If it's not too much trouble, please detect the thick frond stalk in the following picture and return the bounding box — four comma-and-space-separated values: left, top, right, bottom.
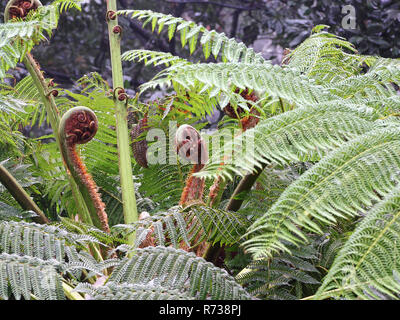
107, 0, 138, 248
197, 104, 378, 181
108, 246, 252, 300
0, 163, 48, 224
244, 128, 400, 259
314, 185, 400, 300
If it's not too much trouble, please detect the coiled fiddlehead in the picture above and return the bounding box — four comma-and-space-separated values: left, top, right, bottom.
175, 124, 208, 207
59, 107, 110, 233
223, 88, 260, 131
130, 114, 149, 168
4, 0, 42, 21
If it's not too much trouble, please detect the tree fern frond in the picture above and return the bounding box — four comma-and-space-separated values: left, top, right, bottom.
236, 240, 319, 300
77, 72, 110, 95
329, 58, 400, 103
75, 282, 195, 300
140, 62, 327, 108
114, 204, 250, 249
51, 0, 82, 13
0, 253, 65, 300
0, 220, 102, 263
315, 185, 400, 300
244, 127, 400, 259
117, 10, 265, 63
285, 30, 364, 83
122, 49, 189, 67
108, 246, 252, 300
0, 202, 37, 221
138, 163, 192, 210
197, 105, 378, 181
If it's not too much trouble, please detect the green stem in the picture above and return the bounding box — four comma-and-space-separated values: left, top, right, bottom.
106, 0, 138, 248
0, 163, 49, 224
62, 281, 84, 300
23, 53, 93, 226
225, 164, 267, 212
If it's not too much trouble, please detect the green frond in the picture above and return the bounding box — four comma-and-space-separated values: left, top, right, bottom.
0, 202, 37, 221
0, 159, 41, 215
244, 127, 400, 259
77, 72, 110, 95
236, 240, 319, 300
0, 0, 79, 79
122, 49, 189, 67
237, 165, 305, 217
315, 185, 400, 300
0, 252, 65, 300
285, 31, 364, 83
57, 217, 126, 247
140, 62, 327, 108
138, 163, 191, 210
113, 204, 250, 249
117, 9, 265, 63
197, 104, 378, 181
51, 0, 82, 13
108, 246, 252, 300
0, 220, 101, 263
75, 282, 195, 300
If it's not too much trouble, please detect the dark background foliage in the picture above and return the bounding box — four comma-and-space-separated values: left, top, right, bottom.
1, 0, 399, 91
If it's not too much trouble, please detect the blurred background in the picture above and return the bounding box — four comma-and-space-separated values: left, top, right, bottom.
1, 0, 399, 91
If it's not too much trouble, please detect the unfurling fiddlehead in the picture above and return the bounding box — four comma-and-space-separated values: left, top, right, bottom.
175, 124, 208, 207
59, 107, 110, 233
131, 114, 149, 168
223, 88, 260, 131
4, 0, 42, 21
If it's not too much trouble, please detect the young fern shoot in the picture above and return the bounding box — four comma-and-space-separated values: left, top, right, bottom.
59, 107, 110, 233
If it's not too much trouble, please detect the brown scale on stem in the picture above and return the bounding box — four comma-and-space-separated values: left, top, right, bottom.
175, 124, 208, 206
60, 107, 110, 233
223, 88, 260, 131
131, 114, 149, 168
175, 125, 209, 256
138, 125, 209, 255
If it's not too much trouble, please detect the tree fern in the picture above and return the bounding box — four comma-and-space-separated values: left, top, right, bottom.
314, 185, 400, 300
0, 253, 65, 300
75, 282, 195, 300
0, 220, 101, 264
197, 104, 378, 181
122, 49, 189, 67
244, 127, 400, 259
108, 246, 252, 300
114, 204, 250, 249
118, 9, 264, 63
